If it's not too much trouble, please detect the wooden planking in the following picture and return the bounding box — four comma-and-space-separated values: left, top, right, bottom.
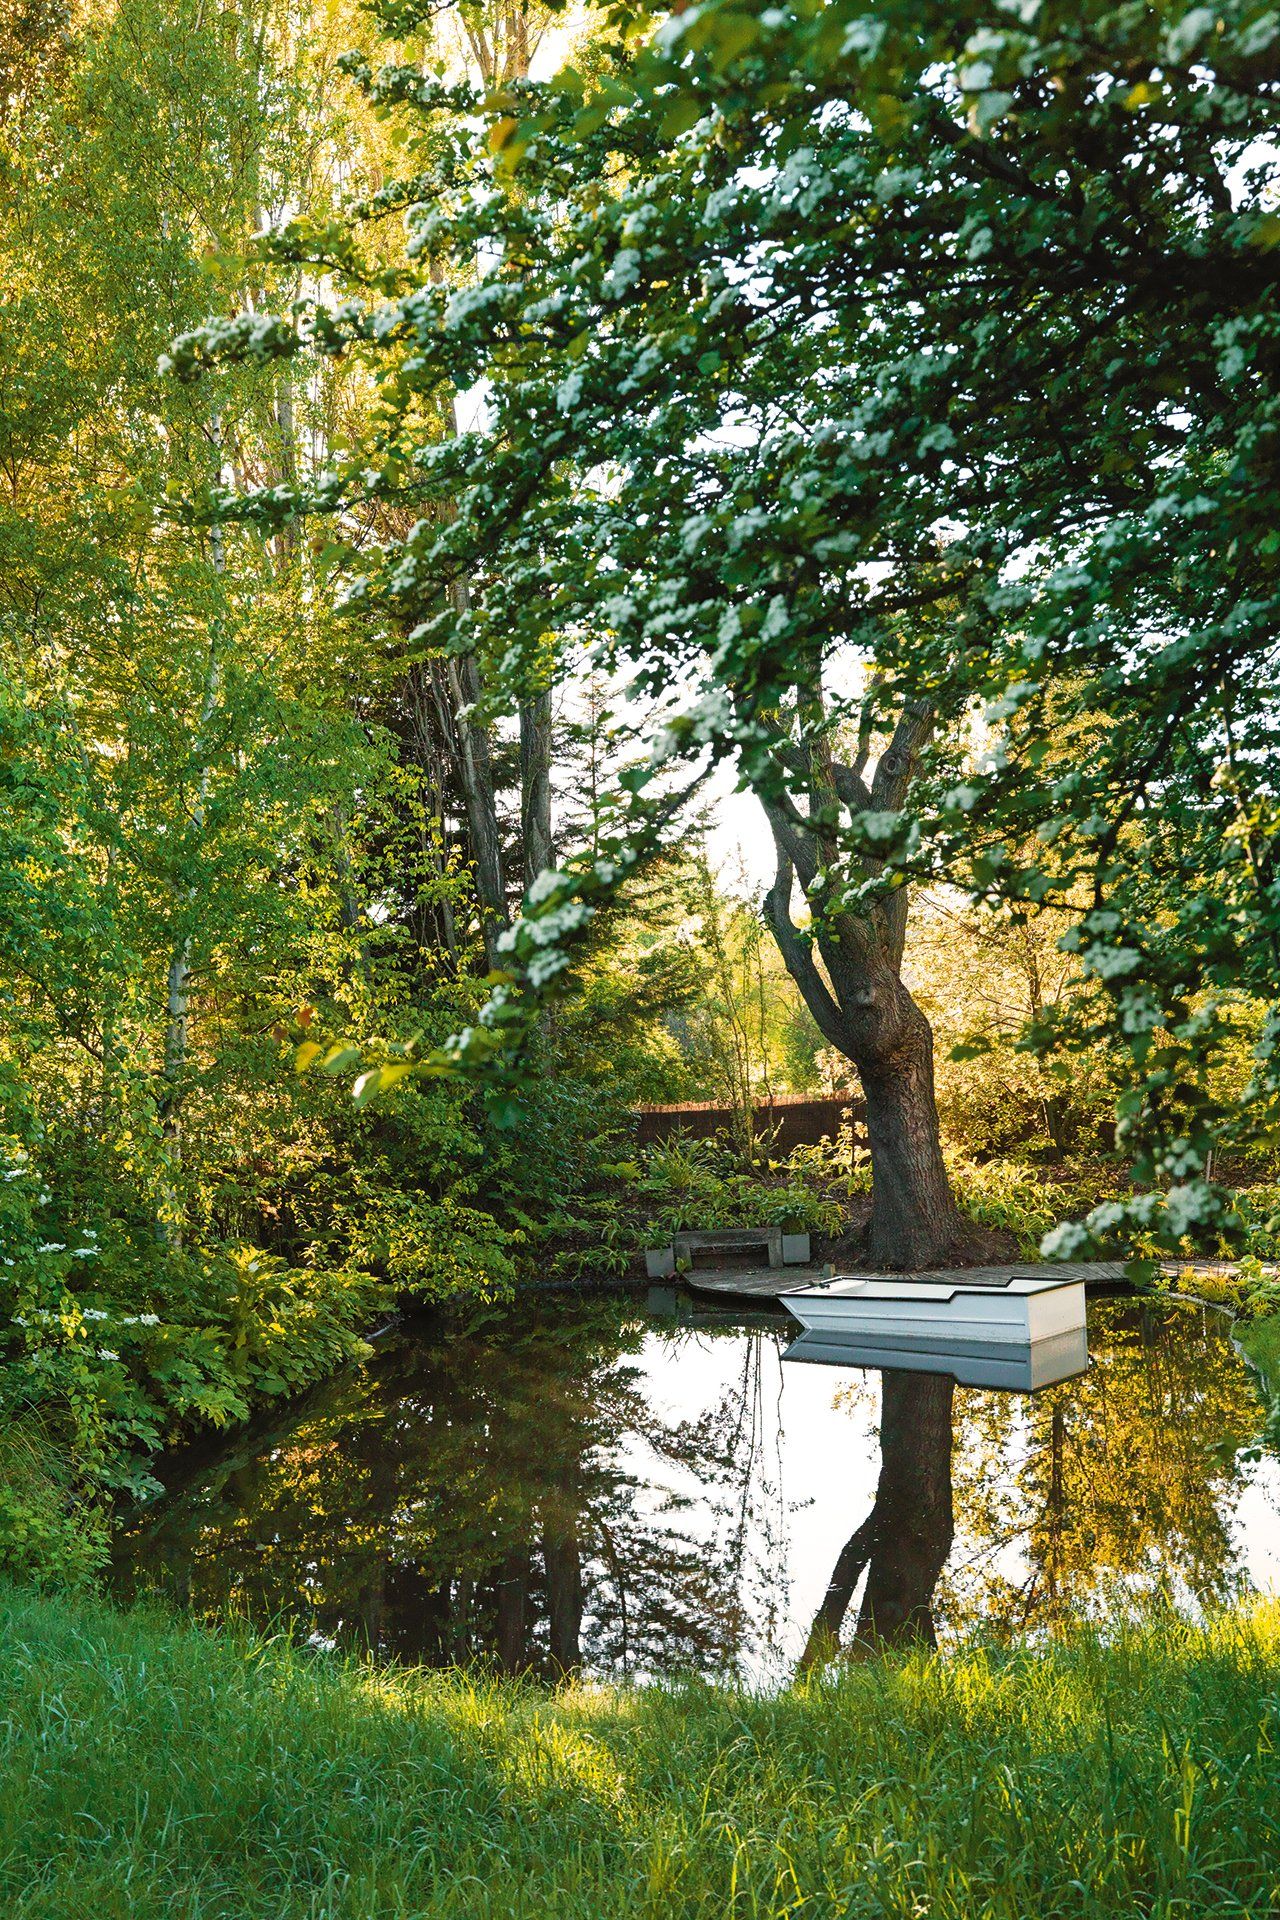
685, 1266, 825, 1301
683, 1257, 1259, 1306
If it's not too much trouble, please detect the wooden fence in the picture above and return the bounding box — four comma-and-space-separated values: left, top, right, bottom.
633, 1092, 865, 1154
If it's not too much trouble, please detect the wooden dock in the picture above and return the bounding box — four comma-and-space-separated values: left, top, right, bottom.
683, 1257, 1245, 1308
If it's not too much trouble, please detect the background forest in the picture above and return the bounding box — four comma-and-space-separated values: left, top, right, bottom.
4, 0, 1280, 1583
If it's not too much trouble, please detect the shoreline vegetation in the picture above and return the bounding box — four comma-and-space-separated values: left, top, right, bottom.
1, 1584, 1277, 1919
7, 1132, 1280, 1588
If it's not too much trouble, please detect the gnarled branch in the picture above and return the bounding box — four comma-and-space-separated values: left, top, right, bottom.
763, 843, 850, 1055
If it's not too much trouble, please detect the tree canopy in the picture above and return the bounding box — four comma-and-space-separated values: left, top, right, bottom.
166, 0, 1280, 1260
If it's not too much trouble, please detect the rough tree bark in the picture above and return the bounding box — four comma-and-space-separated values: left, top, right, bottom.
400, 435, 557, 965
762, 695, 964, 1269
797, 1371, 954, 1669
519, 687, 554, 893
430, 636, 508, 969
401, 664, 460, 963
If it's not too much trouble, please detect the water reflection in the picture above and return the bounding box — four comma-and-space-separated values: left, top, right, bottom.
112, 1297, 1279, 1680
799, 1372, 954, 1668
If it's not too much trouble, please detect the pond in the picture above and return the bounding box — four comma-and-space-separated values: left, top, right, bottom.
111, 1293, 1280, 1684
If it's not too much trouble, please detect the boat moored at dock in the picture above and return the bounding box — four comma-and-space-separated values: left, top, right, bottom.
781, 1273, 1087, 1346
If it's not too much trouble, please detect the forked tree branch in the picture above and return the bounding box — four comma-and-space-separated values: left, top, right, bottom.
763, 843, 850, 1054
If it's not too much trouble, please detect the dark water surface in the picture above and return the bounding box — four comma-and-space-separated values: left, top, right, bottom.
111, 1295, 1280, 1682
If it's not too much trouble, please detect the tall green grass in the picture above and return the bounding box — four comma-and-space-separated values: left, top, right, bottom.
0, 1586, 1277, 1917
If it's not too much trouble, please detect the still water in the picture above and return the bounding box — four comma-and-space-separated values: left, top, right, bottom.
112, 1294, 1280, 1683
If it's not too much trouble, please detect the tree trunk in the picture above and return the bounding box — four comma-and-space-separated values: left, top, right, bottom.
393, 365, 510, 973
765, 855, 962, 1268
519, 689, 554, 894
761, 689, 966, 1270
495, 1549, 531, 1673
542, 1462, 583, 1678
858, 997, 959, 1269
798, 1510, 878, 1668
401, 661, 460, 965
446, 650, 507, 967
417, 649, 507, 969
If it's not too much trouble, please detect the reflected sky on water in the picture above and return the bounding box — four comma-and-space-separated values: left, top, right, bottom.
112, 1295, 1280, 1683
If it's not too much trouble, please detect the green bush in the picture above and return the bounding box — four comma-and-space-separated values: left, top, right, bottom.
941, 1155, 1120, 1256
629, 1135, 843, 1240
0, 1420, 108, 1590
0, 1137, 385, 1586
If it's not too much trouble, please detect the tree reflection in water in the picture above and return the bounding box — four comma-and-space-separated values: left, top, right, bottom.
798, 1299, 1269, 1666
799, 1373, 954, 1670
940, 1300, 1268, 1635
115, 1304, 784, 1679
113, 1297, 1274, 1678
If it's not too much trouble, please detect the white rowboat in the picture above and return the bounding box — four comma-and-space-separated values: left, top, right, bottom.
781, 1274, 1087, 1346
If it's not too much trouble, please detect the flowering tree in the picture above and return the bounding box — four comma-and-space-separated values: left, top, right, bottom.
168, 0, 1280, 1263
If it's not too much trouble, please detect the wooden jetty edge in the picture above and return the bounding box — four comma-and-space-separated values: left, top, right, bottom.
683, 1256, 1249, 1307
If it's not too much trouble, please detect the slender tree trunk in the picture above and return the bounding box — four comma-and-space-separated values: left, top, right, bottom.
419, 650, 507, 968
358, 1561, 385, 1654
402, 661, 459, 963
519, 688, 554, 894
450, 1575, 475, 1664
798, 1510, 878, 1667
330, 804, 374, 981
542, 1524, 583, 1678
393, 355, 509, 971
495, 1549, 531, 1673
273, 368, 297, 562
444, 650, 507, 968
542, 1462, 583, 1678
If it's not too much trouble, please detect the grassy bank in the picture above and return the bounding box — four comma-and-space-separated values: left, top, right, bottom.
1, 1588, 1278, 1918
